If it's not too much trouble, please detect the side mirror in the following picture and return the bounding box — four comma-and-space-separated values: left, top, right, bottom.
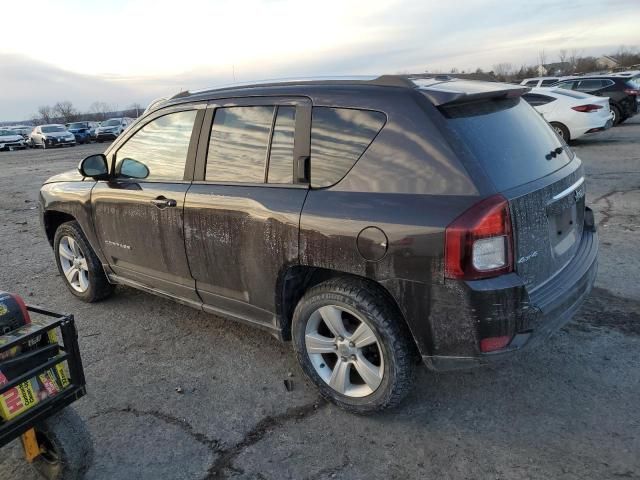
79, 154, 109, 180
119, 158, 149, 179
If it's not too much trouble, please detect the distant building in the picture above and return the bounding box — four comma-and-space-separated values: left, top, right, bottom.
597, 55, 620, 69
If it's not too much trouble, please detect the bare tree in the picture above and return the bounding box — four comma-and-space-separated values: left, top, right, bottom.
129, 103, 143, 117
492, 63, 514, 81
37, 105, 53, 124
537, 49, 547, 74
568, 48, 581, 73
53, 101, 78, 123
88, 102, 114, 121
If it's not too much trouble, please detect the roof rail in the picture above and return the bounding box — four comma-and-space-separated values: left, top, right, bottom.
170, 75, 417, 99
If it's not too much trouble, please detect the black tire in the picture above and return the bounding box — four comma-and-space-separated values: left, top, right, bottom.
611, 105, 621, 126
292, 278, 415, 414
53, 220, 114, 302
550, 122, 570, 142
31, 408, 94, 480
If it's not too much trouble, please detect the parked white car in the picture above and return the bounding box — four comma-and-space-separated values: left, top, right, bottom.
0, 128, 27, 151
522, 87, 613, 142
520, 77, 561, 88
94, 117, 134, 142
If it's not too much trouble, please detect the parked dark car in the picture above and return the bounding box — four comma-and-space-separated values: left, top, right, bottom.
66, 121, 97, 144
556, 75, 639, 125
39, 76, 598, 413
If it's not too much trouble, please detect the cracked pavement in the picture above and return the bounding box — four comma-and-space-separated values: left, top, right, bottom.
1, 118, 639, 479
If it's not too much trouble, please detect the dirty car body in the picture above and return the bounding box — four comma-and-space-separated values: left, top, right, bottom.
39, 75, 598, 409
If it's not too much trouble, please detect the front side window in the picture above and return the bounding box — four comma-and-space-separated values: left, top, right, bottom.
310, 107, 386, 188
115, 110, 197, 181
525, 80, 538, 87
576, 79, 604, 91
540, 79, 558, 86
206, 106, 274, 183
556, 81, 575, 90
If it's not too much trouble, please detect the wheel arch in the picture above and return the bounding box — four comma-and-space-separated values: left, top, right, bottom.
43, 210, 76, 246
276, 266, 422, 357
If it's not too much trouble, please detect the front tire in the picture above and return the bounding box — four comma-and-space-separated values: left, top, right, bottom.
31, 408, 94, 480
292, 278, 414, 414
53, 221, 114, 302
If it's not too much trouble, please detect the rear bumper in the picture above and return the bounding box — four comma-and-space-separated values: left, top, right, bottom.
423, 225, 598, 371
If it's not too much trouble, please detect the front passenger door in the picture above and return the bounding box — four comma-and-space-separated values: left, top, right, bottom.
91, 107, 204, 303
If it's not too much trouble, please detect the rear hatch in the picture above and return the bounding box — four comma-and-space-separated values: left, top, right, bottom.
428, 83, 585, 291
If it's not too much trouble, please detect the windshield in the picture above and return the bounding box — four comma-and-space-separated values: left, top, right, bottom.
42, 126, 66, 133
441, 97, 572, 191
0, 130, 16, 136
103, 119, 121, 126
68, 122, 87, 129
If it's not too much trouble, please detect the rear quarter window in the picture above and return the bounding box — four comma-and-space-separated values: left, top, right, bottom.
441, 97, 572, 191
310, 107, 386, 188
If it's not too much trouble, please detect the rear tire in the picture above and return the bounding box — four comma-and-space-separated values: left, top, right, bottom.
611, 105, 621, 126
292, 278, 414, 414
53, 221, 114, 302
551, 122, 570, 142
31, 408, 93, 480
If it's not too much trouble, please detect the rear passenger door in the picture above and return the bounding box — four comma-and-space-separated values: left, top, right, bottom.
183, 97, 311, 330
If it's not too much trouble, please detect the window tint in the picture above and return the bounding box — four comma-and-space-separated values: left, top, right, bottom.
115, 110, 196, 181
206, 106, 274, 183
267, 106, 296, 184
576, 79, 604, 91
310, 107, 386, 188
525, 80, 538, 86
540, 79, 558, 86
522, 93, 556, 107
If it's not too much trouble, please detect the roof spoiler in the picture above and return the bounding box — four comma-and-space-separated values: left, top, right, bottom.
417, 80, 530, 106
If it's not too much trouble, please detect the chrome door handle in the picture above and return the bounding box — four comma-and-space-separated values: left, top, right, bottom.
150, 197, 177, 209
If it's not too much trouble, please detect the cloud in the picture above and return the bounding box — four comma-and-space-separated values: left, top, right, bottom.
1, 0, 639, 121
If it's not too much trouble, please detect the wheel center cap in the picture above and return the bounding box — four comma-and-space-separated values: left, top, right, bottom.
336, 339, 355, 357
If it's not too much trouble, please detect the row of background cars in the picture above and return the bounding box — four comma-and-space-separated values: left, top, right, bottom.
0, 117, 134, 151
519, 70, 640, 142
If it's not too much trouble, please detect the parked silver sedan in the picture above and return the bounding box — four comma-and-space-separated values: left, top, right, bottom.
29, 125, 76, 149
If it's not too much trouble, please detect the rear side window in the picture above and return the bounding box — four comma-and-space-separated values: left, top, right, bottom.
522, 93, 556, 106
267, 106, 296, 184
442, 97, 571, 191
310, 107, 386, 188
206, 106, 273, 183
557, 81, 576, 90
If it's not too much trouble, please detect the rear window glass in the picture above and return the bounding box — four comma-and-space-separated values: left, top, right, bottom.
441, 97, 572, 191
310, 107, 386, 188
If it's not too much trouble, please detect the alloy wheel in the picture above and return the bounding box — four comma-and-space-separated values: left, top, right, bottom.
305, 305, 384, 397
58, 236, 90, 293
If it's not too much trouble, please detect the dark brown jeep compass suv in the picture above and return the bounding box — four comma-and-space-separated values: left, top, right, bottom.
40, 76, 598, 413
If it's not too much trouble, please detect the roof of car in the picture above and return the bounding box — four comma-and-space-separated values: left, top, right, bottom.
148, 74, 528, 113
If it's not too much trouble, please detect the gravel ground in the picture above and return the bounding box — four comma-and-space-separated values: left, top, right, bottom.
1, 119, 639, 479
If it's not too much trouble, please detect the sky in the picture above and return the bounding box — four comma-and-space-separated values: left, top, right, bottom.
1, 0, 639, 121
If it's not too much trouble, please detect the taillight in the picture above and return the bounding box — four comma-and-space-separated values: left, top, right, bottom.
445, 194, 513, 280
624, 88, 639, 95
571, 104, 603, 112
